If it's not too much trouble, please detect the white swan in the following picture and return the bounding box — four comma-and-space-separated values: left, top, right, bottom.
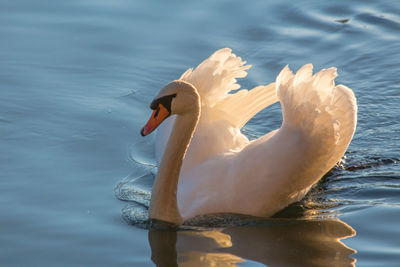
140, 48, 357, 225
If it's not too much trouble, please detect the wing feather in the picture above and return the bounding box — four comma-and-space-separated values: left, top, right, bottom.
180, 48, 278, 128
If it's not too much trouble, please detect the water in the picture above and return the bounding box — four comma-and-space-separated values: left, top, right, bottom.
1, 0, 399, 266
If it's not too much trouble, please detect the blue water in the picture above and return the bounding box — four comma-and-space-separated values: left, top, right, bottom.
1, 0, 399, 266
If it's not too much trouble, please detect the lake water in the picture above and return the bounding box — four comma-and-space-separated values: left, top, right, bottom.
1, 0, 399, 266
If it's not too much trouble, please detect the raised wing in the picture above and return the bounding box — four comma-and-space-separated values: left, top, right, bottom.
180, 48, 278, 129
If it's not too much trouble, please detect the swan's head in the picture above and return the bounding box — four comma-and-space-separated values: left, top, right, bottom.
141, 80, 200, 136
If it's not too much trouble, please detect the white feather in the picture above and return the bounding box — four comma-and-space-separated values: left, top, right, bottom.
154, 49, 357, 219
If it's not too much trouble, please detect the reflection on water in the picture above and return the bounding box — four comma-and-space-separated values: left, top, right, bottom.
148, 219, 356, 266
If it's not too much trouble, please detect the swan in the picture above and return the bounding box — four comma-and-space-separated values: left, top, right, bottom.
140, 48, 357, 225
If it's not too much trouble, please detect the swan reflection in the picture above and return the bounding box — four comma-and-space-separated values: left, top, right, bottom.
148, 218, 356, 266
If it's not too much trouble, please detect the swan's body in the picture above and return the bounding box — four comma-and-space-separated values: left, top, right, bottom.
141, 48, 357, 225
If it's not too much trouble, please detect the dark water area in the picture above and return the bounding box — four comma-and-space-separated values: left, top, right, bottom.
1, 0, 399, 266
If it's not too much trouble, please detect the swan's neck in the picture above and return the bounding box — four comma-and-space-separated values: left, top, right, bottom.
149, 87, 200, 225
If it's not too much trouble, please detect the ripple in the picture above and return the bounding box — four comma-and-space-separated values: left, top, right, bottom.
121, 203, 347, 231
121, 204, 149, 229
114, 172, 154, 206
333, 154, 399, 172
356, 12, 400, 33
289, 152, 400, 219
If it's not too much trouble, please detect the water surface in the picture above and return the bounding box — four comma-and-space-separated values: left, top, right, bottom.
1, 0, 399, 266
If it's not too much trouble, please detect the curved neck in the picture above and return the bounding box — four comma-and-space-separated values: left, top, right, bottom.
149, 83, 200, 225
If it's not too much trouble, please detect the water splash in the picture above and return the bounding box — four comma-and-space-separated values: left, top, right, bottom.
121, 204, 150, 229
114, 172, 154, 207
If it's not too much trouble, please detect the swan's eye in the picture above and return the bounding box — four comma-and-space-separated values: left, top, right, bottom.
150, 93, 177, 112
154, 106, 160, 118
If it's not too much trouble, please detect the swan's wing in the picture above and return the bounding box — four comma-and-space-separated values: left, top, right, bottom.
180, 48, 250, 107
179, 64, 357, 219
210, 83, 278, 129
276, 64, 357, 173
180, 48, 279, 128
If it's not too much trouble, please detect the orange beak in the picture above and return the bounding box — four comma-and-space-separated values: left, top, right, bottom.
141, 104, 170, 136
